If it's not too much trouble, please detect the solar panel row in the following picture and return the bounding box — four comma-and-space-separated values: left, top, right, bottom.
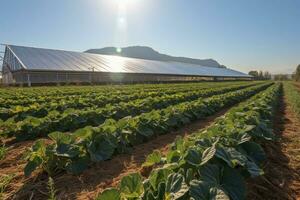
5, 45, 251, 78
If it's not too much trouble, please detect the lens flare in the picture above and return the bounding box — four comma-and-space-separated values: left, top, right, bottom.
116, 47, 122, 53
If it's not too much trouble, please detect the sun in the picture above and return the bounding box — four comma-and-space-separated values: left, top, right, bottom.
116, 0, 139, 10
117, 0, 129, 10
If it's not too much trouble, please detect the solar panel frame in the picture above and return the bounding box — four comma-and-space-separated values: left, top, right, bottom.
5, 45, 251, 78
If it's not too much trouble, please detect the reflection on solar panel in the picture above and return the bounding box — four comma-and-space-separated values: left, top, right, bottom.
5, 45, 250, 78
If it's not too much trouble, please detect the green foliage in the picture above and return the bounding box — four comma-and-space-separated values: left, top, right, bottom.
293, 64, 300, 81
24, 83, 272, 176
142, 150, 162, 167
248, 70, 271, 80
119, 173, 144, 199
0, 144, 7, 160
284, 82, 300, 116
24, 140, 47, 176
1, 82, 260, 140
97, 83, 281, 200
96, 188, 120, 200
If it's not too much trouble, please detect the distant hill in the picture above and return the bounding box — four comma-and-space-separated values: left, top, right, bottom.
85, 46, 225, 68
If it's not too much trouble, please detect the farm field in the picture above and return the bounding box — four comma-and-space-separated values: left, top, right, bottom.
0, 81, 299, 200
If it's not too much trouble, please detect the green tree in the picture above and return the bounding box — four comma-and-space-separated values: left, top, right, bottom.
248, 70, 259, 77
258, 71, 264, 79
248, 70, 271, 80
263, 71, 272, 80
294, 64, 300, 82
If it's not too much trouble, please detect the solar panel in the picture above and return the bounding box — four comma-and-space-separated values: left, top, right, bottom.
6, 45, 251, 78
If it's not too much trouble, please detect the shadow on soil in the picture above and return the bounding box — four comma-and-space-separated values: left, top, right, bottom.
247, 91, 299, 200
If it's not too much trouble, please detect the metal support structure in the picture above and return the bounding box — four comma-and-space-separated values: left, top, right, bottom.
0, 50, 4, 71
27, 73, 31, 87
88, 66, 95, 84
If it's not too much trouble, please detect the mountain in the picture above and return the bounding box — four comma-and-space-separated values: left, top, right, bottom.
85, 46, 224, 68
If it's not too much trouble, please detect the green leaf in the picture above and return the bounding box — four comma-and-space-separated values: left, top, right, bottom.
14, 105, 23, 112
192, 164, 246, 200
157, 182, 166, 200
137, 126, 154, 138
24, 156, 43, 177
24, 140, 47, 177
143, 150, 162, 167
166, 173, 184, 194
55, 143, 81, 158
166, 173, 189, 199
221, 166, 246, 200
66, 156, 90, 174
209, 187, 230, 200
185, 168, 194, 185
74, 126, 93, 139
149, 167, 172, 190
119, 173, 143, 198
244, 160, 264, 177
215, 147, 247, 168
49, 131, 75, 144
144, 191, 155, 200
184, 149, 202, 166
32, 139, 46, 152
216, 147, 263, 177
87, 136, 116, 162
189, 180, 210, 200
239, 141, 266, 165
200, 142, 217, 166
197, 164, 220, 185
172, 137, 185, 153
96, 188, 120, 200
166, 150, 181, 163
49, 132, 81, 158
28, 117, 41, 127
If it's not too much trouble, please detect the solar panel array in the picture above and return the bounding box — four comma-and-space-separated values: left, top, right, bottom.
5, 45, 251, 78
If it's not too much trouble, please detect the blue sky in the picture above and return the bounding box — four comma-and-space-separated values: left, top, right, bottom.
0, 0, 299, 74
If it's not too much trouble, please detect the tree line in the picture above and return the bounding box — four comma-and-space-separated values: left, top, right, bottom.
273, 64, 300, 81
248, 64, 300, 81
248, 70, 272, 80
293, 64, 300, 81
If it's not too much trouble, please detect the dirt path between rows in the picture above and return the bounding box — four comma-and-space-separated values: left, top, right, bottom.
247, 95, 300, 200
1, 107, 230, 200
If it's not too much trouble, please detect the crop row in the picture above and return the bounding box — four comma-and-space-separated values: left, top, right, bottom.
0, 82, 257, 121
96, 83, 281, 200
0, 82, 258, 109
23, 82, 272, 176
284, 82, 300, 116
1, 83, 262, 141
0, 81, 254, 99
0, 83, 211, 108
0, 81, 248, 107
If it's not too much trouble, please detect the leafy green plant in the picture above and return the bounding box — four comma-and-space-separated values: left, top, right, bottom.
24, 140, 57, 176
1, 82, 261, 140
284, 82, 300, 117
24, 83, 272, 176
96, 83, 281, 200
0, 144, 7, 160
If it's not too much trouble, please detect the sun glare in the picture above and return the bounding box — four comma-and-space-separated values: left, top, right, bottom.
107, 56, 126, 72
117, 0, 128, 10
115, 0, 140, 11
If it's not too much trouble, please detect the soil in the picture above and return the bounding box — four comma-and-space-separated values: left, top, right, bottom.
247, 95, 300, 199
